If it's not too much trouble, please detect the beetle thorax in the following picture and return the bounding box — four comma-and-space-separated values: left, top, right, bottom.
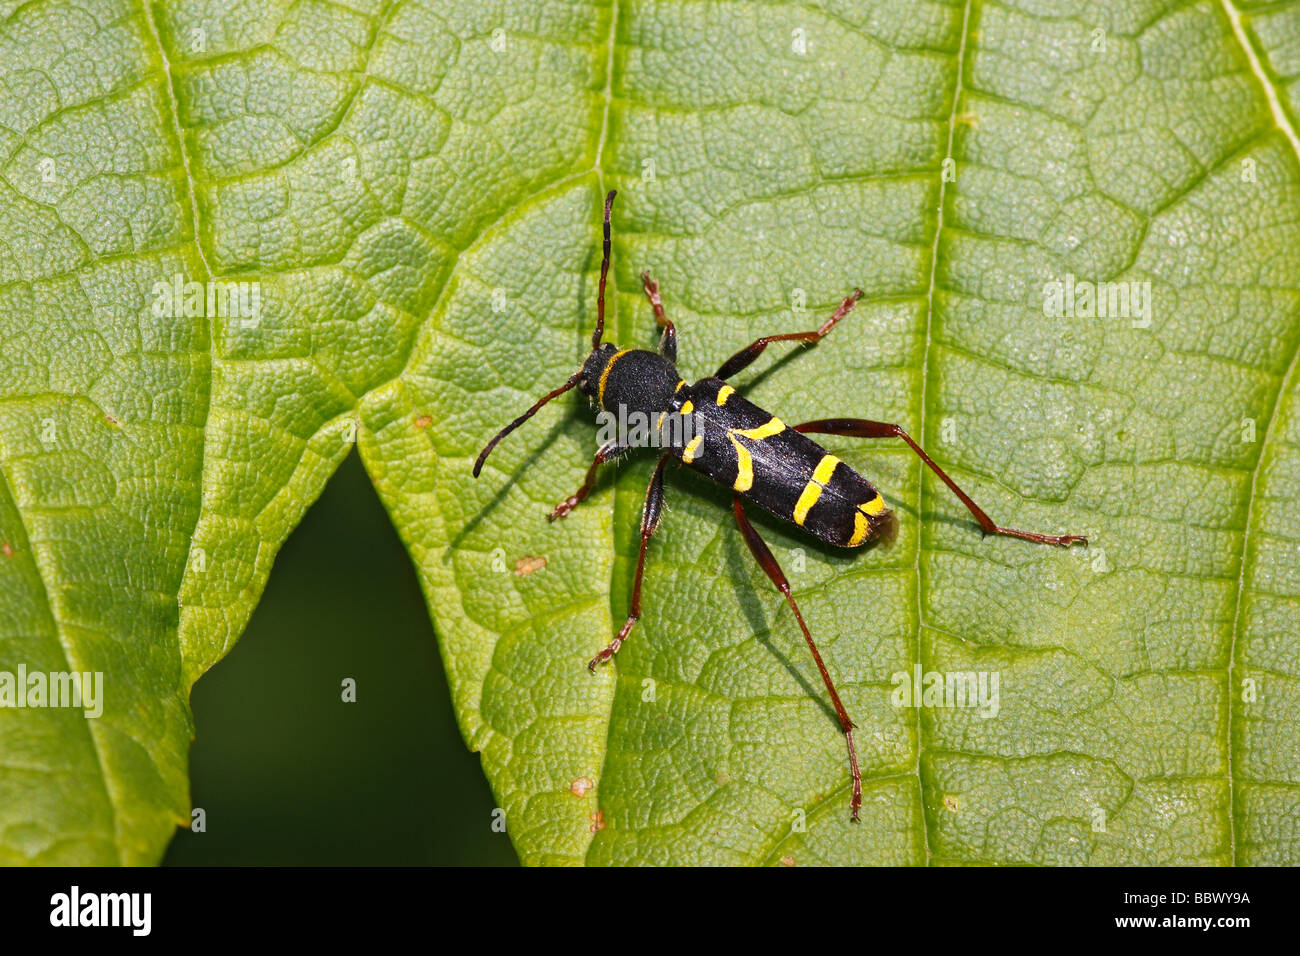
580, 345, 681, 418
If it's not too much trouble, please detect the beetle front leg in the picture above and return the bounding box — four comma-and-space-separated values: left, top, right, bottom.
549, 440, 632, 522
641, 271, 677, 362
715, 288, 862, 380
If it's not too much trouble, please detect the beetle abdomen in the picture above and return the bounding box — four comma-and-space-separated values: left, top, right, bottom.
676, 378, 892, 548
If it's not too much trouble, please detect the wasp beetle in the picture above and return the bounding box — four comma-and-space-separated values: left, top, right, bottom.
473, 191, 1087, 820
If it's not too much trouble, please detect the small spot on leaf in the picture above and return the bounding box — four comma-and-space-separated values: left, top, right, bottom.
514, 555, 546, 576
570, 777, 594, 797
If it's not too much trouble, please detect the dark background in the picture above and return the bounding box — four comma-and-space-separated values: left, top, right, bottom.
164, 452, 518, 866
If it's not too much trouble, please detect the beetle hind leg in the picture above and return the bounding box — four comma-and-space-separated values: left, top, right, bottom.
732, 496, 863, 822
794, 418, 1087, 547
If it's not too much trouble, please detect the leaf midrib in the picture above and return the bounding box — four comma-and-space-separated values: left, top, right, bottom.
1218, 0, 1300, 868
587, 0, 622, 867
133, 0, 213, 866
908, 0, 977, 867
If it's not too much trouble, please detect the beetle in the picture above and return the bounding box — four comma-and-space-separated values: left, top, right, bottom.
473, 190, 1087, 821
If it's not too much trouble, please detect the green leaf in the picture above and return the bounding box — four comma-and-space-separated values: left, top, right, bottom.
2, 0, 1298, 865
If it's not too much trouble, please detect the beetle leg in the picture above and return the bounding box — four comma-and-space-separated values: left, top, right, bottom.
641, 271, 677, 363
715, 288, 862, 380
589, 456, 669, 670
549, 440, 632, 522
732, 495, 863, 822
794, 418, 1087, 547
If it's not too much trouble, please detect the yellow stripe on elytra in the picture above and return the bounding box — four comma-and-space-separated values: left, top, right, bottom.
724, 413, 785, 494
847, 496, 886, 545
792, 483, 822, 526
598, 349, 632, 406
675, 379, 686, 392
728, 434, 753, 491
812, 454, 840, 486
792, 454, 841, 526
860, 494, 886, 516
682, 434, 703, 462
734, 416, 785, 441
680, 399, 694, 415
716, 384, 735, 406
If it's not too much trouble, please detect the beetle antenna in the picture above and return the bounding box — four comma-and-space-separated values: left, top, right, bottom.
591, 189, 617, 349
473, 371, 582, 477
